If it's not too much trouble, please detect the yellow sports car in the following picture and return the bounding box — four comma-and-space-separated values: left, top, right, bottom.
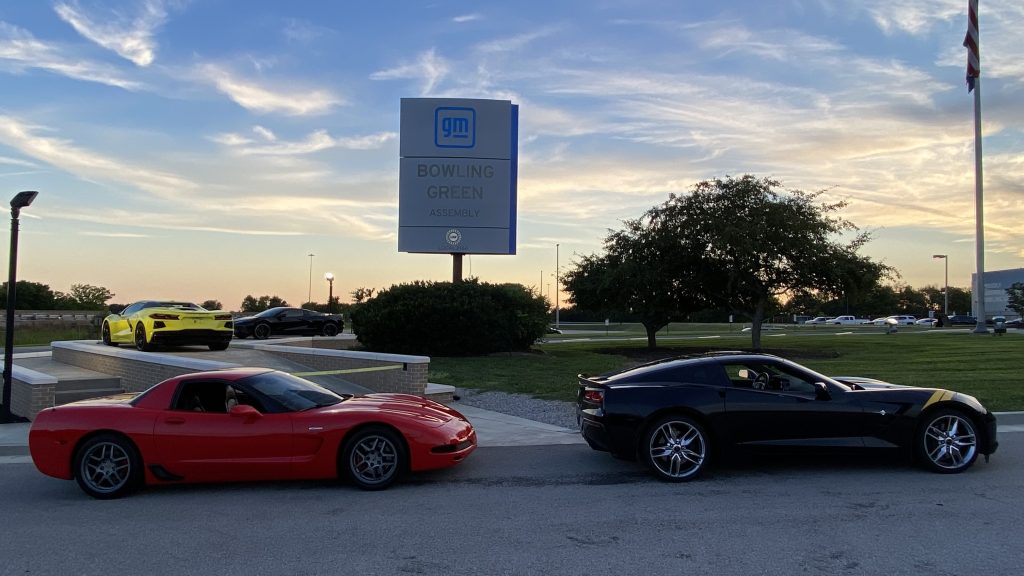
101, 301, 234, 351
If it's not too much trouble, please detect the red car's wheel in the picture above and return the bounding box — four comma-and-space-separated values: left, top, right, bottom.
342, 426, 406, 490
73, 434, 143, 499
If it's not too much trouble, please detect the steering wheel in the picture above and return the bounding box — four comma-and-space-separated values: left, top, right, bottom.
752, 372, 770, 391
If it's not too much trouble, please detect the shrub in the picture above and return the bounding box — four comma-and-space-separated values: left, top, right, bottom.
350, 280, 549, 356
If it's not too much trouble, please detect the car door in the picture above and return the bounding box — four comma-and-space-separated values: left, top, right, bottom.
277, 309, 307, 336
723, 360, 864, 448
300, 309, 322, 335
152, 380, 295, 481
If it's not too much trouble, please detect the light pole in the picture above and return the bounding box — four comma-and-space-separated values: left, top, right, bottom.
324, 272, 334, 314
307, 253, 315, 304
555, 244, 560, 328
932, 254, 949, 316
2, 191, 38, 423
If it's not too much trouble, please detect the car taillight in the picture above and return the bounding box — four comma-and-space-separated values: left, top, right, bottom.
215, 314, 232, 320
150, 314, 179, 320
584, 389, 604, 404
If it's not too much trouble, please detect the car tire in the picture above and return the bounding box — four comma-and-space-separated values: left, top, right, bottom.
73, 433, 143, 499
322, 323, 339, 337
641, 415, 709, 482
341, 426, 406, 490
208, 342, 230, 351
134, 323, 154, 351
917, 408, 979, 474
101, 322, 117, 347
253, 323, 272, 340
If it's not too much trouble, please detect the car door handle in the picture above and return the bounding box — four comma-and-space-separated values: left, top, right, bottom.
164, 417, 186, 425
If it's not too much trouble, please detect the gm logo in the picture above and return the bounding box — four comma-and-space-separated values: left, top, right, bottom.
435, 107, 475, 148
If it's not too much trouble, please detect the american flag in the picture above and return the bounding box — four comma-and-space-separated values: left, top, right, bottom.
963, 0, 979, 92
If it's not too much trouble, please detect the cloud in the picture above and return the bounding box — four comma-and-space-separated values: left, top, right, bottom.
370, 48, 449, 95
210, 128, 396, 155
0, 22, 143, 89
453, 13, 482, 23
0, 155, 37, 168
0, 115, 197, 199
54, 0, 172, 66
81, 231, 152, 238
198, 63, 343, 115
283, 18, 333, 44
476, 28, 558, 54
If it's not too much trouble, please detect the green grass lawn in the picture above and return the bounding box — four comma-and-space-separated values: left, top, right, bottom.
430, 328, 1024, 411
1, 324, 99, 346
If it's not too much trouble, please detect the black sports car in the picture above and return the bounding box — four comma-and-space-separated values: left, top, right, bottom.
577, 352, 997, 481
233, 307, 343, 339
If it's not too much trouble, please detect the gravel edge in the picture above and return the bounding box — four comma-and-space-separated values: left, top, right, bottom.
453, 388, 578, 430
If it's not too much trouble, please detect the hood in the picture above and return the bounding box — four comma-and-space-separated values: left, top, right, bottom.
58, 393, 139, 408
318, 393, 460, 427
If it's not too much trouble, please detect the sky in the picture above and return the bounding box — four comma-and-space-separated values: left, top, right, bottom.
1, 0, 1021, 310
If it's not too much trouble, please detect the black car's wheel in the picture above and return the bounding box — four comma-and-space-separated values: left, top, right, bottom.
101, 322, 117, 347
134, 323, 154, 351
322, 322, 340, 337
342, 426, 405, 490
642, 415, 709, 481
208, 341, 230, 351
918, 409, 978, 474
253, 323, 272, 340
73, 434, 143, 499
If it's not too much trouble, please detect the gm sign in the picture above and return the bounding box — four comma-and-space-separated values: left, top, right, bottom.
435, 107, 475, 148
399, 97, 518, 255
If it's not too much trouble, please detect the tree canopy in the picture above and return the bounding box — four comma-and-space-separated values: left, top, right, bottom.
240, 295, 289, 313
564, 175, 891, 349
1007, 282, 1024, 318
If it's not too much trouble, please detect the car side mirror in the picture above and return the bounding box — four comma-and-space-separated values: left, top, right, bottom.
813, 382, 831, 400
229, 404, 262, 420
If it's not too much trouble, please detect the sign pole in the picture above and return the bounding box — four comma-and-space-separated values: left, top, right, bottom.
452, 253, 463, 283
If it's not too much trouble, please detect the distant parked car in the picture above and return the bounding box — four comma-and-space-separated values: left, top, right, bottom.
873, 315, 917, 326
948, 315, 978, 325
803, 317, 831, 325
916, 318, 938, 326
1005, 318, 1023, 328
828, 315, 862, 325
233, 307, 343, 339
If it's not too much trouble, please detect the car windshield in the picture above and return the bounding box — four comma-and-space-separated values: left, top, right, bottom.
253, 307, 289, 318
241, 371, 345, 411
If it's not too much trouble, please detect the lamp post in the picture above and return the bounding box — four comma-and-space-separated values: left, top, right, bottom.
2, 191, 38, 423
555, 243, 560, 329
307, 253, 315, 304
932, 254, 949, 316
324, 272, 334, 314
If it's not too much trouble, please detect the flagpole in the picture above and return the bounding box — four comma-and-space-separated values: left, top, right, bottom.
972, 75, 987, 333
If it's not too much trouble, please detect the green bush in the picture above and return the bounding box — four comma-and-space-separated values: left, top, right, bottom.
350, 280, 549, 356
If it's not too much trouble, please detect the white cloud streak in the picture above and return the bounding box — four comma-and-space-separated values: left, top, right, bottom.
0, 22, 143, 89
369, 48, 450, 95
54, 0, 171, 66
198, 63, 343, 115
210, 128, 396, 156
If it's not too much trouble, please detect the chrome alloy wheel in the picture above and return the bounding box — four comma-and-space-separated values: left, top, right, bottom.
648, 420, 706, 479
923, 414, 977, 471
79, 441, 132, 495
349, 434, 399, 485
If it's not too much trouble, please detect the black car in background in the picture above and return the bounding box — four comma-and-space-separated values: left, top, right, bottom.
948, 315, 978, 325
233, 307, 343, 339
577, 352, 997, 481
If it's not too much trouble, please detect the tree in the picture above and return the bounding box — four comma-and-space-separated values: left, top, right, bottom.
68, 284, 114, 309
200, 300, 223, 311
0, 281, 56, 309
564, 212, 705, 349
351, 287, 376, 303
651, 175, 889, 350
240, 295, 289, 313
1007, 282, 1024, 318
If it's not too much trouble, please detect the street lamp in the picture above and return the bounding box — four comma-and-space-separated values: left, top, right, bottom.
324, 272, 334, 314
3, 190, 38, 423
307, 253, 315, 304
932, 254, 949, 316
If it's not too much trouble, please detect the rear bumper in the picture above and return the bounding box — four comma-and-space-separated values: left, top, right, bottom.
151, 329, 233, 346
579, 408, 611, 452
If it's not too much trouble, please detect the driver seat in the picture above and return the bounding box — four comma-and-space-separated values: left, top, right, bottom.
225, 386, 238, 412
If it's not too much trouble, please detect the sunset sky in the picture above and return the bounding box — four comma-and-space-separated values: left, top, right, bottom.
1, 0, 1021, 310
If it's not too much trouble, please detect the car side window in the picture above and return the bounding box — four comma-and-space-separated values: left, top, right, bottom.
121, 303, 143, 316
173, 381, 266, 413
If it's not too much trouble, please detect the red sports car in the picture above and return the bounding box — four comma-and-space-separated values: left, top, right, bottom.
29, 368, 476, 498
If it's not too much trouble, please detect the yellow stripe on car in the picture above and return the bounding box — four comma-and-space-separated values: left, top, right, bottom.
923, 389, 955, 409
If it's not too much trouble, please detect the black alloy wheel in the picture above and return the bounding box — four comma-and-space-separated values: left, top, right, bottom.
253, 323, 272, 340
134, 323, 154, 351
322, 323, 340, 337
101, 322, 117, 347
